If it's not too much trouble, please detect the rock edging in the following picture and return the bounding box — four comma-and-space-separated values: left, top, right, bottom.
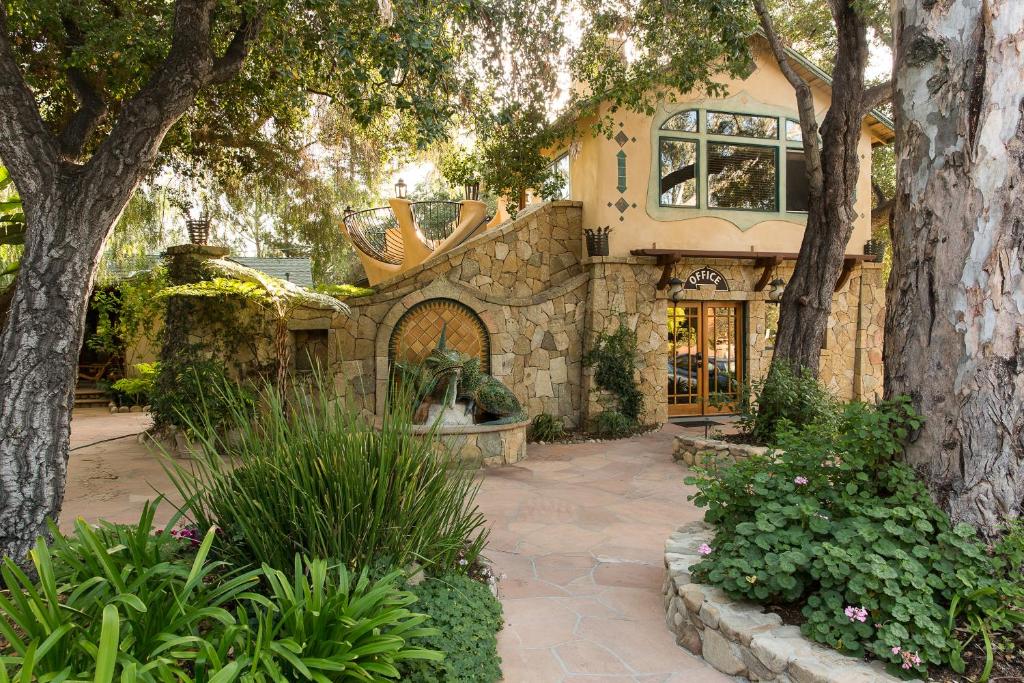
673, 434, 772, 468
664, 521, 915, 683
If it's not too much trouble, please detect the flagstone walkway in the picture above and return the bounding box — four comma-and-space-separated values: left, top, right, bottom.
64, 411, 732, 681
477, 426, 734, 682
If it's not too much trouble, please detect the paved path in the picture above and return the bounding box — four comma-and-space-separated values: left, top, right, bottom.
478, 426, 732, 682
64, 413, 729, 681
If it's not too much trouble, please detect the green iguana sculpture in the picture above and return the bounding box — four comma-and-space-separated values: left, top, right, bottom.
422, 324, 524, 424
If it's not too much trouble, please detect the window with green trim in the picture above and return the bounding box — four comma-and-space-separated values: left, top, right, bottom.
653, 107, 812, 215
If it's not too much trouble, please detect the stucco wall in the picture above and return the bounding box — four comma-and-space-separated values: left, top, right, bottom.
553, 43, 880, 259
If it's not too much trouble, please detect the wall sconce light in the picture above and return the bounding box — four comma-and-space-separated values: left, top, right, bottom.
668, 277, 684, 302
394, 178, 407, 199
768, 278, 786, 303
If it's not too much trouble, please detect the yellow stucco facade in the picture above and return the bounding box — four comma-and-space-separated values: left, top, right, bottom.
550, 42, 888, 257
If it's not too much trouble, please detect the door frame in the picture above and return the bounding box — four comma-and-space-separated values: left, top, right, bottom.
666, 301, 745, 417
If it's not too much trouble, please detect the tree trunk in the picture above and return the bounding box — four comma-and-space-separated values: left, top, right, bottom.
885, 0, 1024, 534
0, 172, 116, 559
770, 2, 872, 375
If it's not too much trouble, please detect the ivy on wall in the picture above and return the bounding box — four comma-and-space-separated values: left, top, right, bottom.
584, 323, 644, 422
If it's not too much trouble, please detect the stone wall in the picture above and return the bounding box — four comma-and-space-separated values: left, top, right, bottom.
331, 201, 590, 427
673, 434, 772, 468
412, 421, 529, 467
664, 521, 912, 683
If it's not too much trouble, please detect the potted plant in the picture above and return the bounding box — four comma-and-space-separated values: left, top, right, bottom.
584, 226, 612, 257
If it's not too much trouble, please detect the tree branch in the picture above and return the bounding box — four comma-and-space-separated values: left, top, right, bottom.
0, 4, 59, 194
752, 0, 824, 195
210, 13, 265, 84
57, 16, 108, 160
862, 79, 893, 111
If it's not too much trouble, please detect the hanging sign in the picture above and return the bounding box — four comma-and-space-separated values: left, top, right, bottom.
683, 266, 729, 291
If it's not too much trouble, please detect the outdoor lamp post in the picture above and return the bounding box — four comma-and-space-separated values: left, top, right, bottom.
768, 278, 786, 303
668, 277, 685, 302
395, 178, 407, 199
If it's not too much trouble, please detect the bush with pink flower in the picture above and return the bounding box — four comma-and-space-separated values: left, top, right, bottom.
685, 398, 1024, 679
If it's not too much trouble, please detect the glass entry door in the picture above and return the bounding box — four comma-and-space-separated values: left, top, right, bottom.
667, 302, 743, 416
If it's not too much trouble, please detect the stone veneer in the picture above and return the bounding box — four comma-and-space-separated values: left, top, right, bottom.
664, 521, 915, 683
411, 420, 528, 467
673, 434, 772, 468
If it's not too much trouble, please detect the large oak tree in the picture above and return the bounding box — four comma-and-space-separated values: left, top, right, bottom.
0, 0, 562, 562
886, 0, 1024, 534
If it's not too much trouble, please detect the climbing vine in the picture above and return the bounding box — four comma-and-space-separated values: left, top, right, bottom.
583, 323, 644, 422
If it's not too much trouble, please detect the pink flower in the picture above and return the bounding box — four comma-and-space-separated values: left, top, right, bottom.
698, 543, 713, 556
844, 606, 868, 623
891, 646, 901, 655
794, 476, 809, 485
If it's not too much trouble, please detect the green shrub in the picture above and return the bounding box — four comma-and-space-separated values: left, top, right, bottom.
0, 501, 442, 681
590, 409, 637, 439
150, 358, 254, 432
110, 361, 159, 405
584, 324, 644, 421
687, 399, 1021, 678
166, 376, 489, 574
398, 574, 504, 682
738, 362, 839, 444
529, 413, 565, 442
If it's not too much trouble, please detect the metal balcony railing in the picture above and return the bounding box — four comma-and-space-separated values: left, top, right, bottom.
410, 201, 462, 249
343, 207, 404, 265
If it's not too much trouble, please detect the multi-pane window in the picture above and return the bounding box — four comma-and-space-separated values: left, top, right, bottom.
706, 111, 778, 139
707, 143, 777, 211
550, 153, 571, 199
656, 108, 810, 213
659, 139, 698, 207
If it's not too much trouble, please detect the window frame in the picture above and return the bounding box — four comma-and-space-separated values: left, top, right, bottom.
705, 140, 780, 213
657, 136, 700, 208
649, 104, 812, 224
784, 146, 810, 215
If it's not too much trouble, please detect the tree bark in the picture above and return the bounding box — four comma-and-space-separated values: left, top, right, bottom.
0, 0, 263, 562
756, 0, 878, 375
886, 0, 1024, 534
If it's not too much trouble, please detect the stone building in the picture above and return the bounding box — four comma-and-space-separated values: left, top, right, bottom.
330, 40, 891, 428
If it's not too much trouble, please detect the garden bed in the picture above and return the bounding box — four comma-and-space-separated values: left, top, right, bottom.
663, 521, 915, 683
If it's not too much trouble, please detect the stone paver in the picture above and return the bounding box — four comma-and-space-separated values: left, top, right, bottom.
478, 425, 734, 682
64, 413, 731, 682
63, 408, 181, 532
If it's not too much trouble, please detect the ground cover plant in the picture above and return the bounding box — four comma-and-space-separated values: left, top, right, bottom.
398, 573, 504, 683
686, 399, 1024, 679
166, 376, 489, 574
0, 500, 441, 680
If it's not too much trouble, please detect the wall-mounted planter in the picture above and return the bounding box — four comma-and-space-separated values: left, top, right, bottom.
585, 226, 612, 257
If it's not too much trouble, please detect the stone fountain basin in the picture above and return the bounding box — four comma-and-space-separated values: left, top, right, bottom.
410, 419, 529, 467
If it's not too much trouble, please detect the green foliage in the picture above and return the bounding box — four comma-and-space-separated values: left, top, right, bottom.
0, 167, 24, 290
0, 500, 441, 681
150, 358, 255, 432
529, 413, 565, 442
590, 410, 637, 439
737, 361, 840, 444
477, 102, 565, 215
165, 375, 489, 574
110, 362, 159, 406
584, 324, 644, 421
686, 399, 1023, 677
87, 268, 167, 367
313, 282, 375, 299
438, 146, 482, 188
398, 574, 504, 683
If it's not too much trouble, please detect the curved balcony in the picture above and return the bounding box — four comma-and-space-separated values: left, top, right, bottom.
341, 199, 491, 286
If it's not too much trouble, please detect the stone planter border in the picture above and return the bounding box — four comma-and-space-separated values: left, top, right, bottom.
663, 521, 914, 683
673, 433, 772, 468
410, 419, 528, 467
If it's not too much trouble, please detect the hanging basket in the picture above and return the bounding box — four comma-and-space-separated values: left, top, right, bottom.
584, 226, 612, 257
187, 214, 211, 245
464, 182, 480, 201
864, 239, 885, 258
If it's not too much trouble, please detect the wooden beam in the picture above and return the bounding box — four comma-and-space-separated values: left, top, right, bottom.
655, 254, 682, 290
753, 256, 782, 292
630, 248, 879, 263
834, 257, 858, 292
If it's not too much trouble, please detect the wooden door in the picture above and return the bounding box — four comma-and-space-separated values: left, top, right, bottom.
667, 302, 743, 416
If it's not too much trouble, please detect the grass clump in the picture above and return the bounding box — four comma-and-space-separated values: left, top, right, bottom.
528, 412, 564, 442
166, 376, 488, 574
